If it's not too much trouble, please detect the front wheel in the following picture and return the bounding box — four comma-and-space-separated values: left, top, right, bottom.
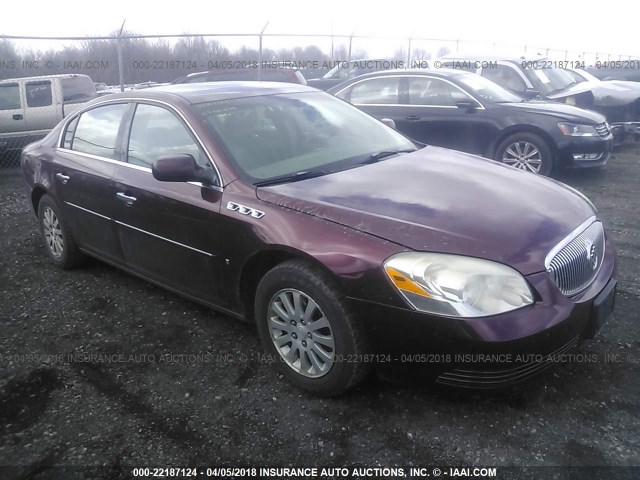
255, 260, 370, 396
495, 132, 554, 176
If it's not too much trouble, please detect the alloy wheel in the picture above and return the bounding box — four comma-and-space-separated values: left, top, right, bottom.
268, 288, 335, 378
42, 207, 64, 258
502, 141, 543, 173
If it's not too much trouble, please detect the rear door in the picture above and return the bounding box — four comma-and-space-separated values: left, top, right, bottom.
112, 102, 226, 303
53, 102, 131, 262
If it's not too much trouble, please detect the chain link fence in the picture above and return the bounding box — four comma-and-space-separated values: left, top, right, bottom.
2, 31, 639, 170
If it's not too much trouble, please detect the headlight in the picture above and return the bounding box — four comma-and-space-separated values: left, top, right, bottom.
384, 253, 534, 318
557, 122, 599, 137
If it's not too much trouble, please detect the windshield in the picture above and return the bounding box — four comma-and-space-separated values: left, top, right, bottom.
62, 76, 97, 103
457, 74, 522, 103
194, 92, 415, 183
322, 63, 350, 80
521, 66, 576, 96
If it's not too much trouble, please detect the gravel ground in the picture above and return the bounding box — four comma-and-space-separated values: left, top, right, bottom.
0, 146, 639, 479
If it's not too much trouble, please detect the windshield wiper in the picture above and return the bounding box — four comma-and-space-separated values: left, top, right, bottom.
362, 149, 416, 164
254, 170, 328, 187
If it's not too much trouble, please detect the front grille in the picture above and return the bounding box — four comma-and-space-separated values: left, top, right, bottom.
546, 220, 605, 297
595, 123, 610, 137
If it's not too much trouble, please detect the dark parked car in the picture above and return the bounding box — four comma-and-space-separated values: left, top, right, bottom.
21, 82, 616, 395
173, 67, 306, 85
440, 56, 640, 142
306, 59, 394, 91
329, 69, 613, 175
586, 65, 640, 83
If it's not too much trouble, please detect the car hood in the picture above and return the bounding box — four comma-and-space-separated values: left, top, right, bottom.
256, 147, 595, 276
546, 81, 640, 107
500, 100, 606, 123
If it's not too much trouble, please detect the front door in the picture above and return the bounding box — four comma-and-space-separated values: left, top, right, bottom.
112, 102, 226, 303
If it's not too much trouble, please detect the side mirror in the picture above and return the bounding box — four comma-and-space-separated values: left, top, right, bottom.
380, 118, 397, 129
152, 154, 216, 185
455, 100, 479, 111
522, 88, 539, 99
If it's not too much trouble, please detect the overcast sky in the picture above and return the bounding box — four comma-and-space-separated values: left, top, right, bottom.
2, 0, 638, 60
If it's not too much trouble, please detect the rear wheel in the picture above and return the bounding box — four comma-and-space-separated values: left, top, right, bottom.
37, 194, 84, 269
495, 132, 554, 176
255, 260, 370, 396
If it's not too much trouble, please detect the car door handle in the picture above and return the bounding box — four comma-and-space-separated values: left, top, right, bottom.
116, 192, 137, 205
405, 115, 421, 121
55, 173, 70, 184
13, 114, 23, 120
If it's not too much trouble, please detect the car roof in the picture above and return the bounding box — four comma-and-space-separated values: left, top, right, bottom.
91, 81, 317, 104
439, 55, 547, 63
334, 68, 475, 81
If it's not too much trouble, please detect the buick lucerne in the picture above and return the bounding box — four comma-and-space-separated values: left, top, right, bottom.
21, 82, 617, 395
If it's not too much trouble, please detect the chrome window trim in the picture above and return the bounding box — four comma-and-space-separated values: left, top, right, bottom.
333, 74, 486, 110
56, 97, 224, 188
57, 147, 151, 172
544, 216, 598, 270
65, 201, 110, 220
114, 220, 214, 257
56, 147, 223, 192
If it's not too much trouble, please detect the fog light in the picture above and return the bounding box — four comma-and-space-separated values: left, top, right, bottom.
573, 153, 603, 161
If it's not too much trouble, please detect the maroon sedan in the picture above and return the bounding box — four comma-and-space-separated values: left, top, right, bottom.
21, 82, 616, 396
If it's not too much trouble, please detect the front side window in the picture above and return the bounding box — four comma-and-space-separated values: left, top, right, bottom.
26, 81, 52, 107
407, 77, 469, 106
194, 91, 416, 182
127, 103, 210, 170
456, 74, 522, 103
347, 77, 400, 105
0, 83, 21, 110
71, 104, 128, 159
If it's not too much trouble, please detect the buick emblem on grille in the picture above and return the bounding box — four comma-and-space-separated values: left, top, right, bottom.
585, 239, 598, 270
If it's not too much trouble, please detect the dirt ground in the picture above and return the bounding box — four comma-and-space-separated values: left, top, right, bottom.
1, 145, 639, 479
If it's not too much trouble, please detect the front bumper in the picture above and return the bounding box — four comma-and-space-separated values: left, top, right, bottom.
350, 239, 616, 387
557, 134, 614, 169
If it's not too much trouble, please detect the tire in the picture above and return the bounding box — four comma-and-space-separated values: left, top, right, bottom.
37, 194, 84, 269
495, 132, 554, 176
255, 259, 370, 396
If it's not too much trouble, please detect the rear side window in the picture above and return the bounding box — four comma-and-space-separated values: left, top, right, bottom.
26, 81, 53, 107
71, 104, 128, 159
127, 103, 209, 170
62, 116, 80, 149
348, 77, 401, 105
0, 83, 21, 110
62, 77, 97, 103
